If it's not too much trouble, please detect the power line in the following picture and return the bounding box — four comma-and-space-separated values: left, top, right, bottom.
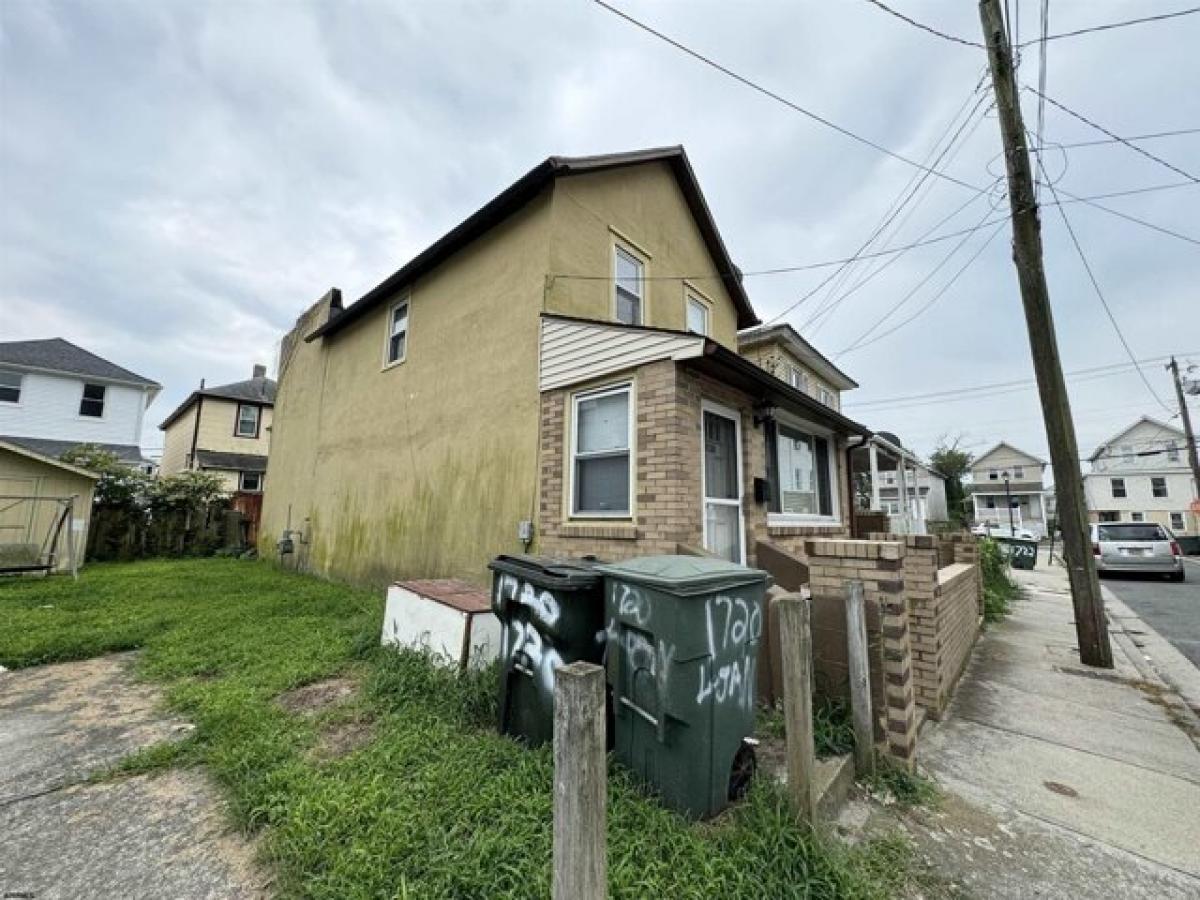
845, 353, 1194, 409
862, 0, 984, 49
1034, 128, 1200, 150
1030, 5, 1200, 44
1033, 0, 1050, 199
837, 219, 1008, 356
1034, 152, 1173, 413
593, 0, 980, 192
1027, 87, 1199, 183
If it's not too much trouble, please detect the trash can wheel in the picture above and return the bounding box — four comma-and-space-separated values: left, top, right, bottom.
728, 741, 757, 801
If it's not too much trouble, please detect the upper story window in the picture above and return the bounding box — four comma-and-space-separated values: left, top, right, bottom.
988, 468, 999, 481
572, 383, 632, 516
0, 370, 21, 403
786, 366, 807, 392
235, 404, 260, 438
1166, 441, 1180, 463
1111, 477, 1126, 498
1013, 465, 1024, 479
685, 294, 709, 336
1120, 443, 1134, 461
385, 298, 410, 366
816, 386, 836, 408
614, 247, 644, 326
79, 383, 105, 417
1151, 477, 1168, 498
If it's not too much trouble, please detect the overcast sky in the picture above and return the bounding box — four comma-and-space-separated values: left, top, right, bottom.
2, 0, 1197, 468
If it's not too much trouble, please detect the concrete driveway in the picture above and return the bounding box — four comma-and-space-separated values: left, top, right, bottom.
0, 654, 267, 899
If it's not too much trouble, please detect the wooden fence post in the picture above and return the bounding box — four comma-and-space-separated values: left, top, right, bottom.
846, 580, 876, 777
778, 592, 816, 823
553, 661, 606, 900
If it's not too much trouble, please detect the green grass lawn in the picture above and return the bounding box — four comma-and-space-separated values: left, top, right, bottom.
1, 559, 918, 899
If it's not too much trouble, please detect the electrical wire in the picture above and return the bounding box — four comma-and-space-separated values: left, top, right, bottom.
1032, 5, 1200, 44
862, 0, 985, 49
1033, 128, 1200, 150
1026, 86, 1199, 183
1033, 152, 1175, 413
1034, 0, 1050, 198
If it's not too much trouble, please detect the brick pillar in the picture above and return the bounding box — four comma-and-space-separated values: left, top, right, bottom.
805, 538, 919, 770
951, 534, 984, 617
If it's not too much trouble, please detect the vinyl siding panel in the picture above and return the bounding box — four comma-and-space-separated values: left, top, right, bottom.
0, 370, 149, 447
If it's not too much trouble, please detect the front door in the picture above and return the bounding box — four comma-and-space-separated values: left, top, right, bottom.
702, 404, 744, 564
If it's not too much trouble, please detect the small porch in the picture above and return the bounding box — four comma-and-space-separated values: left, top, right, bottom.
534, 315, 871, 569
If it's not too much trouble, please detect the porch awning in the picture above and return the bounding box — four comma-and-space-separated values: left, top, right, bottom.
682, 342, 871, 437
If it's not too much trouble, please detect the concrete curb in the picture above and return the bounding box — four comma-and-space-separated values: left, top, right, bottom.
1103, 589, 1200, 721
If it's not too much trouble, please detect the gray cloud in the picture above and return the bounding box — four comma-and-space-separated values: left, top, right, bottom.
2, 0, 1196, 460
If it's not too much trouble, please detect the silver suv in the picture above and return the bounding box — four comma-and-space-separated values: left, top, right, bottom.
1090, 522, 1186, 582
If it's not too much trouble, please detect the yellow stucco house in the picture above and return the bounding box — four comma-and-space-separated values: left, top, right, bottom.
159, 365, 276, 493
262, 147, 870, 585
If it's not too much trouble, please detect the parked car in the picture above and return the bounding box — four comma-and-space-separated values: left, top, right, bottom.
971, 523, 1038, 541
1090, 522, 1185, 582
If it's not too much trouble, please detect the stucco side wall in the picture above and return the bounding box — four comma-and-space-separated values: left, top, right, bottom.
259, 193, 552, 586
159, 405, 197, 475
543, 163, 740, 348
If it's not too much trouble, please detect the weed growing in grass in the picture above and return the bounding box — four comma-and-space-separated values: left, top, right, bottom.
979, 538, 1019, 622
865, 761, 940, 809
1, 560, 925, 898
756, 695, 857, 758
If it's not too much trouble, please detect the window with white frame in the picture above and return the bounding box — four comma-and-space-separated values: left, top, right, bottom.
235, 404, 260, 438
1166, 441, 1180, 463
817, 386, 836, 408
1170, 511, 1184, 531
572, 384, 631, 515
1111, 478, 1126, 498
1151, 477, 1168, 498
614, 247, 643, 325
988, 468, 999, 481
785, 366, 808, 392
240, 471, 263, 492
0, 370, 21, 403
1131, 512, 1145, 522
385, 298, 410, 365
1013, 465, 1024, 479
79, 383, 105, 417
775, 423, 833, 517
685, 294, 709, 335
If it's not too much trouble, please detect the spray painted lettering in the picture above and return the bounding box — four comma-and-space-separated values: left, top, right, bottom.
696, 594, 762, 710
494, 574, 564, 696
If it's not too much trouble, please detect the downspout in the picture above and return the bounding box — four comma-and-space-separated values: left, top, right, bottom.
188, 381, 204, 471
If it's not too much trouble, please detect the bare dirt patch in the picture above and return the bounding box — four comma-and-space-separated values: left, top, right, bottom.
275, 677, 358, 716
313, 720, 376, 761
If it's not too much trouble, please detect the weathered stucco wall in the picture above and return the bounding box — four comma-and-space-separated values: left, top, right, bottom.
194, 398, 273, 456
259, 193, 553, 586
543, 163, 741, 349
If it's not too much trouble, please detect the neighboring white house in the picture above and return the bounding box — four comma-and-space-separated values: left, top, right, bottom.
965, 442, 1048, 537
0, 338, 161, 468
1083, 416, 1197, 536
851, 433, 948, 534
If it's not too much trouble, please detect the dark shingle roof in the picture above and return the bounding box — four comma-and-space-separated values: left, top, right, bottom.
195, 450, 268, 472
158, 375, 277, 430
0, 435, 149, 465
0, 338, 159, 388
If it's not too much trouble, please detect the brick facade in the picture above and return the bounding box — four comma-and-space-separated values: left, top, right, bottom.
537, 359, 851, 565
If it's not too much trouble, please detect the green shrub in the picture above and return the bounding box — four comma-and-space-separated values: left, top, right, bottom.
979, 538, 1018, 622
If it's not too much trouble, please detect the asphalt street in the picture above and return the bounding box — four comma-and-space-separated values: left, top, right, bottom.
1103, 557, 1200, 669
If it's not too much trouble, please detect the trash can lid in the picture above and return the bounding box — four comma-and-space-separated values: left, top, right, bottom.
596, 555, 769, 594
488, 554, 604, 588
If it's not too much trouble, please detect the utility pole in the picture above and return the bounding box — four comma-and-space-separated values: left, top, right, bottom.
978, 0, 1112, 667
1168, 357, 1200, 501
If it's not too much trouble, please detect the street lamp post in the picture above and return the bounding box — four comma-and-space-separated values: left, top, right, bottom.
1004, 471, 1015, 535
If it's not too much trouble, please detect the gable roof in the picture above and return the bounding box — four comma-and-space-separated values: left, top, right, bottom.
973, 441, 1047, 468
736, 322, 858, 391
0, 438, 104, 478
306, 146, 759, 342
1088, 415, 1186, 461
158, 375, 277, 431
0, 338, 160, 391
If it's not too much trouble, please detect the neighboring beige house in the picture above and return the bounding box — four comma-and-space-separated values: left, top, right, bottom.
1084, 417, 1197, 535
159, 365, 276, 493
737, 324, 855, 412
965, 442, 1048, 536
261, 147, 872, 585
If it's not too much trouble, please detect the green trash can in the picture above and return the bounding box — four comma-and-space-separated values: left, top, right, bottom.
995, 537, 1038, 569
597, 555, 771, 819
489, 555, 606, 747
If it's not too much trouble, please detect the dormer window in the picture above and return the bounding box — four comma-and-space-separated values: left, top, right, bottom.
614, 246, 644, 326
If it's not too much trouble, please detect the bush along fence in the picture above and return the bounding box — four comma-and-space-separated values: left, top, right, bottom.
61, 444, 248, 562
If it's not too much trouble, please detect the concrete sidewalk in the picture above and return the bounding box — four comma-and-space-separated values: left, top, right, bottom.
896, 554, 1200, 898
